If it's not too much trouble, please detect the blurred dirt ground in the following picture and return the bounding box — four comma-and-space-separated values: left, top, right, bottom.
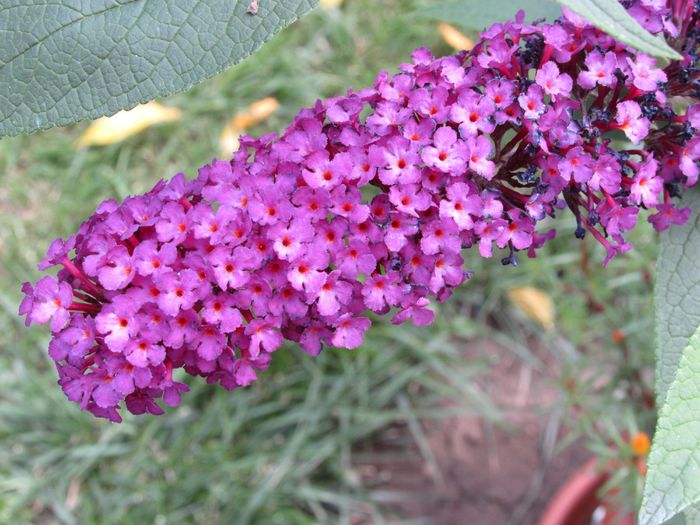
353, 338, 590, 525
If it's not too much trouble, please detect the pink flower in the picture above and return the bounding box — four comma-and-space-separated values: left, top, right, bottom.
201, 294, 244, 333
246, 319, 284, 358
421, 126, 467, 175
429, 252, 466, 295
536, 61, 573, 99
96, 245, 134, 291
362, 272, 403, 312
20, 276, 73, 332
155, 270, 201, 316
626, 54, 667, 91
331, 315, 371, 349
577, 51, 618, 89
133, 240, 176, 277
392, 297, 435, 327
389, 184, 432, 217
630, 158, 663, 207
465, 135, 496, 180
496, 210, 534, 250
95, 300, 139, 352
451, 93, 496, 137
615, 101, 650, 144
270, 219, 313, 261
125, 339, 166, 367
518, 84, 546, 120
303, 151, 352, 189
309, 271, 353, 317
440, 182, 482, 230
649, 204, 692, 231
420, 219, 461, 255
209, 246, 253, 290
558, 147, 595, 184
372, 137, 422, 185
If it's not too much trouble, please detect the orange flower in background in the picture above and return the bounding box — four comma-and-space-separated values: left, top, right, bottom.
631, 431, 651, 457
612, 329, 625, 343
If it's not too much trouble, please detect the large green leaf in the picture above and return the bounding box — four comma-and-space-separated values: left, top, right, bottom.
553, 0, 681, 59
0, 0, 317, 137
641, 326, 700, 525
645, 187, 700, 524
654, 187, 700, 406
416, 0, 563, 31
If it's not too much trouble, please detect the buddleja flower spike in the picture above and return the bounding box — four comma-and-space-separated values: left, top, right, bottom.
21, 1, 700, 421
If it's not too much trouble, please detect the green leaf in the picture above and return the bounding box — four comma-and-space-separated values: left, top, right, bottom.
650, 186, 700, 524
415, 0, 563, 31
654, 186, 700, 406
684, 507, 700, 525
0, 0, 318, 137
641, 326, 700, 525
553, 0, 681, 59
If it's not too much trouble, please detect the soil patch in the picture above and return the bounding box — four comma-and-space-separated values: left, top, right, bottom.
354, 338, 590, 524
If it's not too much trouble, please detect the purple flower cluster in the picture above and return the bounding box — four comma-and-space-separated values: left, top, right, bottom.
20, 1, 700, 421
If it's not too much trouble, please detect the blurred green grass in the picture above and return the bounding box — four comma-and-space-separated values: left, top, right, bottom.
0, 1, 660, 523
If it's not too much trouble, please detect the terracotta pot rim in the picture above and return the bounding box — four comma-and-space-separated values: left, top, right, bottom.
537, 457, 609, 525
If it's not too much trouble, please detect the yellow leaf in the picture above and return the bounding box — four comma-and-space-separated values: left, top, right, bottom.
507, 286, 555, 330
76, 101, 181, 147
320, 0, 343, 8
230, 97, 279, 129
437, 23, 474, 51
219, 97, 279, 157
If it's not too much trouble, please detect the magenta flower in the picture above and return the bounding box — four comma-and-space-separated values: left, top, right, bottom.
681, 138, 700, 186
649, 204, 692, 230
19, 0, 700, 422
362, 272, 404, 313
558, 147, 595, 184
246, 318, 284, 357
95, 300, 139, 352
631, 158, 664, 207
420, 218, 461, 255
309, 271, 353, 317
451, 93, 496, 136
518, 84, 546, 120
155, 270, 201, 316
465, 135, 496, 180
125, 339, 166, 368
615, 101, 651, 144
373, 137, 422, 184
439, 182, 482, 229
20, 276, 73, 332
96, 245, 134, 291
389, 184, 432, 217
303, 151, 352, 189
535, 61, 573, 100
421, 126, 467, 174
392, 297, 435, 327
627, 53, 668, 91
133, 240, 176, 277
202, 294, 244, 332
578, 50, 618, 89
331, 315, 371, 349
